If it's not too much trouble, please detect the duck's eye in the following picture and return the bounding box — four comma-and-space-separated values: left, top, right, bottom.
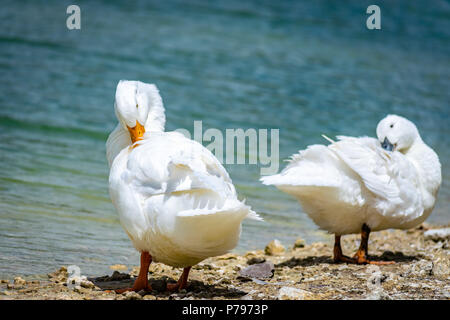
390, 124, 394, 128
136, 104, 139, 109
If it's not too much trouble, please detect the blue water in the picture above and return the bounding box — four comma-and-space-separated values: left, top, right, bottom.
0, 0, 448, 278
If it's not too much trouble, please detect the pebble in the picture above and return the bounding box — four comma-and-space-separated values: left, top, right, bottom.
240, 290, 258, 300
66, 275, 95, 289
216, 253, 238, 260
246, 257, 266, 265
95, 271, 131, 282
80, 279, 96, 289
265, 239, 285, 256
293, 238, 306, 249
124, 291, 142, 300
16, 277, 27, 285
278, 287, 311, 300
196, 262, 218, 270
238, 262, 274, 280
109, 264, 128, 271
424, 228, 450, 242
137, 289, 147, 296
431, 252, 450, 280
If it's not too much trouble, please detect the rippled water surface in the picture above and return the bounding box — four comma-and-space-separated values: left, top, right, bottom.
0, 0, 449, 278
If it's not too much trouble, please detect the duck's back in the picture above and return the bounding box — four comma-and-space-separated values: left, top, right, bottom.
261, 136, 425, 235
109, 131, 258, 267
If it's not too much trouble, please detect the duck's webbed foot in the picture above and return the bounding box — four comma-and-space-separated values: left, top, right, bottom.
352, 249, 395, 265
334, 225, 395, 265
115, 251, 152, 293
352, 224, 395, 265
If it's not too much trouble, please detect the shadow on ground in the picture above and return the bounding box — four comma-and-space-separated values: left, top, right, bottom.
89, 272, 246, 299
276, 251, 418, 268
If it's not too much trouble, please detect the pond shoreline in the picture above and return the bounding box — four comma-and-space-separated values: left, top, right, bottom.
1, 223, 448, 300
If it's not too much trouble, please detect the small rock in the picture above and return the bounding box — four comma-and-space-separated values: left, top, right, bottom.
196, 262, 217, 270
265, 239, 285, 256
95, 271, 131, 282
337, 264, 348, 270
0, 279, 9, 284
48, 267, 68, 283
406, 260, 433, 277
215, 278, 231, 285
216, 253, 238, 260
112, 271, 131, 280
366, 290, 392, 300
73, 286, 83, 293
80, 279, 95, 289
238, 262, 274, 280
109, 264, 128, 271
124, 291, 142, 300
247, 257, 266, 265
244, 251, 261, 258
293, 238, 306, 249
251, 278, 269, 285
137, 289, 147, 296
278, 287, 311, 300
233, 265, 242, 272
431, 252, 450, 280
66, 275, 95, 289
240, 290, 257, 300
424, 228, 450, 242
14, 277, 26, 286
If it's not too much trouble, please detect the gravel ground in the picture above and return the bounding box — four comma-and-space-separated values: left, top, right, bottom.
1, 223, 448, 300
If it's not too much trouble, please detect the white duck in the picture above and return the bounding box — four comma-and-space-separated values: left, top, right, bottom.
261, 115, 441, 264
106, 80, 260, 292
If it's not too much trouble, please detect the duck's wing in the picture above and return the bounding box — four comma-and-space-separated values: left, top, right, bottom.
127, 132, 260, 220
261, 144, 344, 188
331, 136, 423, 219
261, 135, 423, 220
106, 124, 131, 168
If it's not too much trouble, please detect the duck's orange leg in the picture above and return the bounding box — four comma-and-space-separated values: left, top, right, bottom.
333, 235, 355, 263
333, 225, 394, 265
352, 224, 395, 265
116, 251, 152, 293
167, 266, 191, 292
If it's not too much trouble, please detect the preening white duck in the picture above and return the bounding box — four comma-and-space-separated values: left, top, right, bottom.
106, 80, 260, 292
261, 115, 441, 264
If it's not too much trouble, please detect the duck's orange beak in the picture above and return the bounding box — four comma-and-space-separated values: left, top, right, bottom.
127, 121, 145, 145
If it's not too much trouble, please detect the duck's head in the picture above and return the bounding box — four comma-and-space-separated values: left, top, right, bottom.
376, 114, 421, 153
114, 80, 165, 143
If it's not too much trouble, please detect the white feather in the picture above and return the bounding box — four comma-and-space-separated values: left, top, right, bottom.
107, 81, 259, 267
261, 116, 441, 235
